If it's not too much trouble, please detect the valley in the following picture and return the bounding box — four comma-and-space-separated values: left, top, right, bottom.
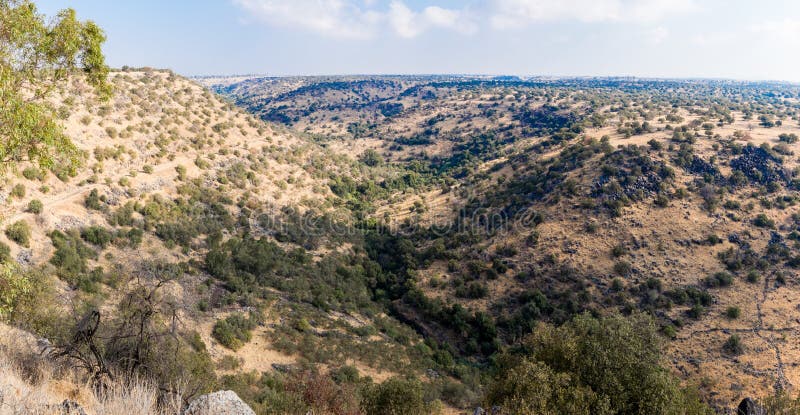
4, 2, 800, 414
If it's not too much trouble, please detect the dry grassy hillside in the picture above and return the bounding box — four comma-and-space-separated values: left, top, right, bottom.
1, 70, 471, 414
212, 75, 800, 411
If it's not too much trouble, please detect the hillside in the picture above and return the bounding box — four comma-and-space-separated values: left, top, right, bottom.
8, 1, 800, 414
209, 75, 800, 409
1, 69, 478, 414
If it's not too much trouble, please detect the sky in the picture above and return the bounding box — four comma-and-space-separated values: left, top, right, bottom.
35, 0, 800, 81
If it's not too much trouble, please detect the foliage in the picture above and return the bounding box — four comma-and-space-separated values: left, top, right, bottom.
486, 313, 712, 415
362, 377, 440, 415
5, 220, 31, 247
211, 313, 256, 351
26, 199, 43, 214
49, 229, 97, 282
0, 263, 31, 321
0, 241, 10, 263
0, 0, 109, 173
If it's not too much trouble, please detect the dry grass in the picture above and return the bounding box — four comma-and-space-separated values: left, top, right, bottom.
0, 324, 180, 415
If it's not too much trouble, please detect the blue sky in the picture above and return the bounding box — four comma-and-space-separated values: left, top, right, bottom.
36, 1, 800, 81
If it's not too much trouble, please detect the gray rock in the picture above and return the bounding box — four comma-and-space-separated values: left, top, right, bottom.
183, 390, 255, 415
737, 398, 765, 415
47, 400, 86, 415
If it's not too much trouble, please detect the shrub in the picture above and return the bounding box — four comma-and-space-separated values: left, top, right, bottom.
49, 230, 97, 281
725, 306, 741, 319
723, 334, 744, 355
746, 270, 761, 284
212, 313, 256, 351
0, 263, 32, 321
362, 377, 437, 415
753, 213, 775, 229
486, 313, 711, 414
85, 189, 104, 210
456, 282, 488, 299
9, 184, 25, 199
26, 199, 43, 214
5, 221, 31, 247
21, 167, 44, 181
175, 165, 187, 181
81, 226, 113, 248
705, 271, 734, 288
0, 242, 10, 263
613, 261, 632, 276
611, 244, 627, 257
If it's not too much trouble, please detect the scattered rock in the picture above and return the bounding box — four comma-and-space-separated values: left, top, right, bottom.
55, 215, 87, 231
687, 155, 723, 182
16, 249, 32, 266
47, 400, 87, 415
37, 338, 54, 356
730, 145, 787, 186
182, 390, 255, 415
271, 363, 296, 373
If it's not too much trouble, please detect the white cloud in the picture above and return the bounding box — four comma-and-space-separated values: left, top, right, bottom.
232, 0, 381, 38
424, 6, 477, 34
491, 0, 697, 28
750, 19, 800, 43
389, 2, 477, 38
388, 1, 420, 38
234, 0, 474, 39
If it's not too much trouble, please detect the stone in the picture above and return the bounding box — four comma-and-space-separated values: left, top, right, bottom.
53, 400, 87, 415
182, 390, 255, 415
737, 397, 765, 415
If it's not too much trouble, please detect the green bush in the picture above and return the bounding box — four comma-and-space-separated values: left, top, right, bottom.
0, 242, 10, 263
212, 313, 256, 351
81, 226, 113, 248
723, 334, 744, 355
725, 306, 741, 319
486, 313, 712, 415
753, 213, 775, 229
9, 184, 25, 199
49, 230, 97, 282
26, 199, 43, 214
5, 221, 31, 247
705, 271, 734, 288
613, 261, 632, 276
362, 377, 438, 415
22, 167, 44, 181
84, 189, 105, 210
746, 270, 761, 284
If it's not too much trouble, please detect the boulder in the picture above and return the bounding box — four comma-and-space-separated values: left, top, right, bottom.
737, 397, 765, 415
182, 390, 255, 415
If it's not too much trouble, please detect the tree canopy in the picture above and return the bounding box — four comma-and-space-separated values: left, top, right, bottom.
486, 313, 712, 415
0, 0, 109, 172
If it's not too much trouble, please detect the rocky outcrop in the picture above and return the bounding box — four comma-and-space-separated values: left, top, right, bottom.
182, 390, 255, 415
737, 397, 765, 415
729, 145, 787, 185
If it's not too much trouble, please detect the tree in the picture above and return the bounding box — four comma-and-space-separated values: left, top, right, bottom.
486, 313, 712, 415
362, 377, 440, 415
0, 0, 110, 173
